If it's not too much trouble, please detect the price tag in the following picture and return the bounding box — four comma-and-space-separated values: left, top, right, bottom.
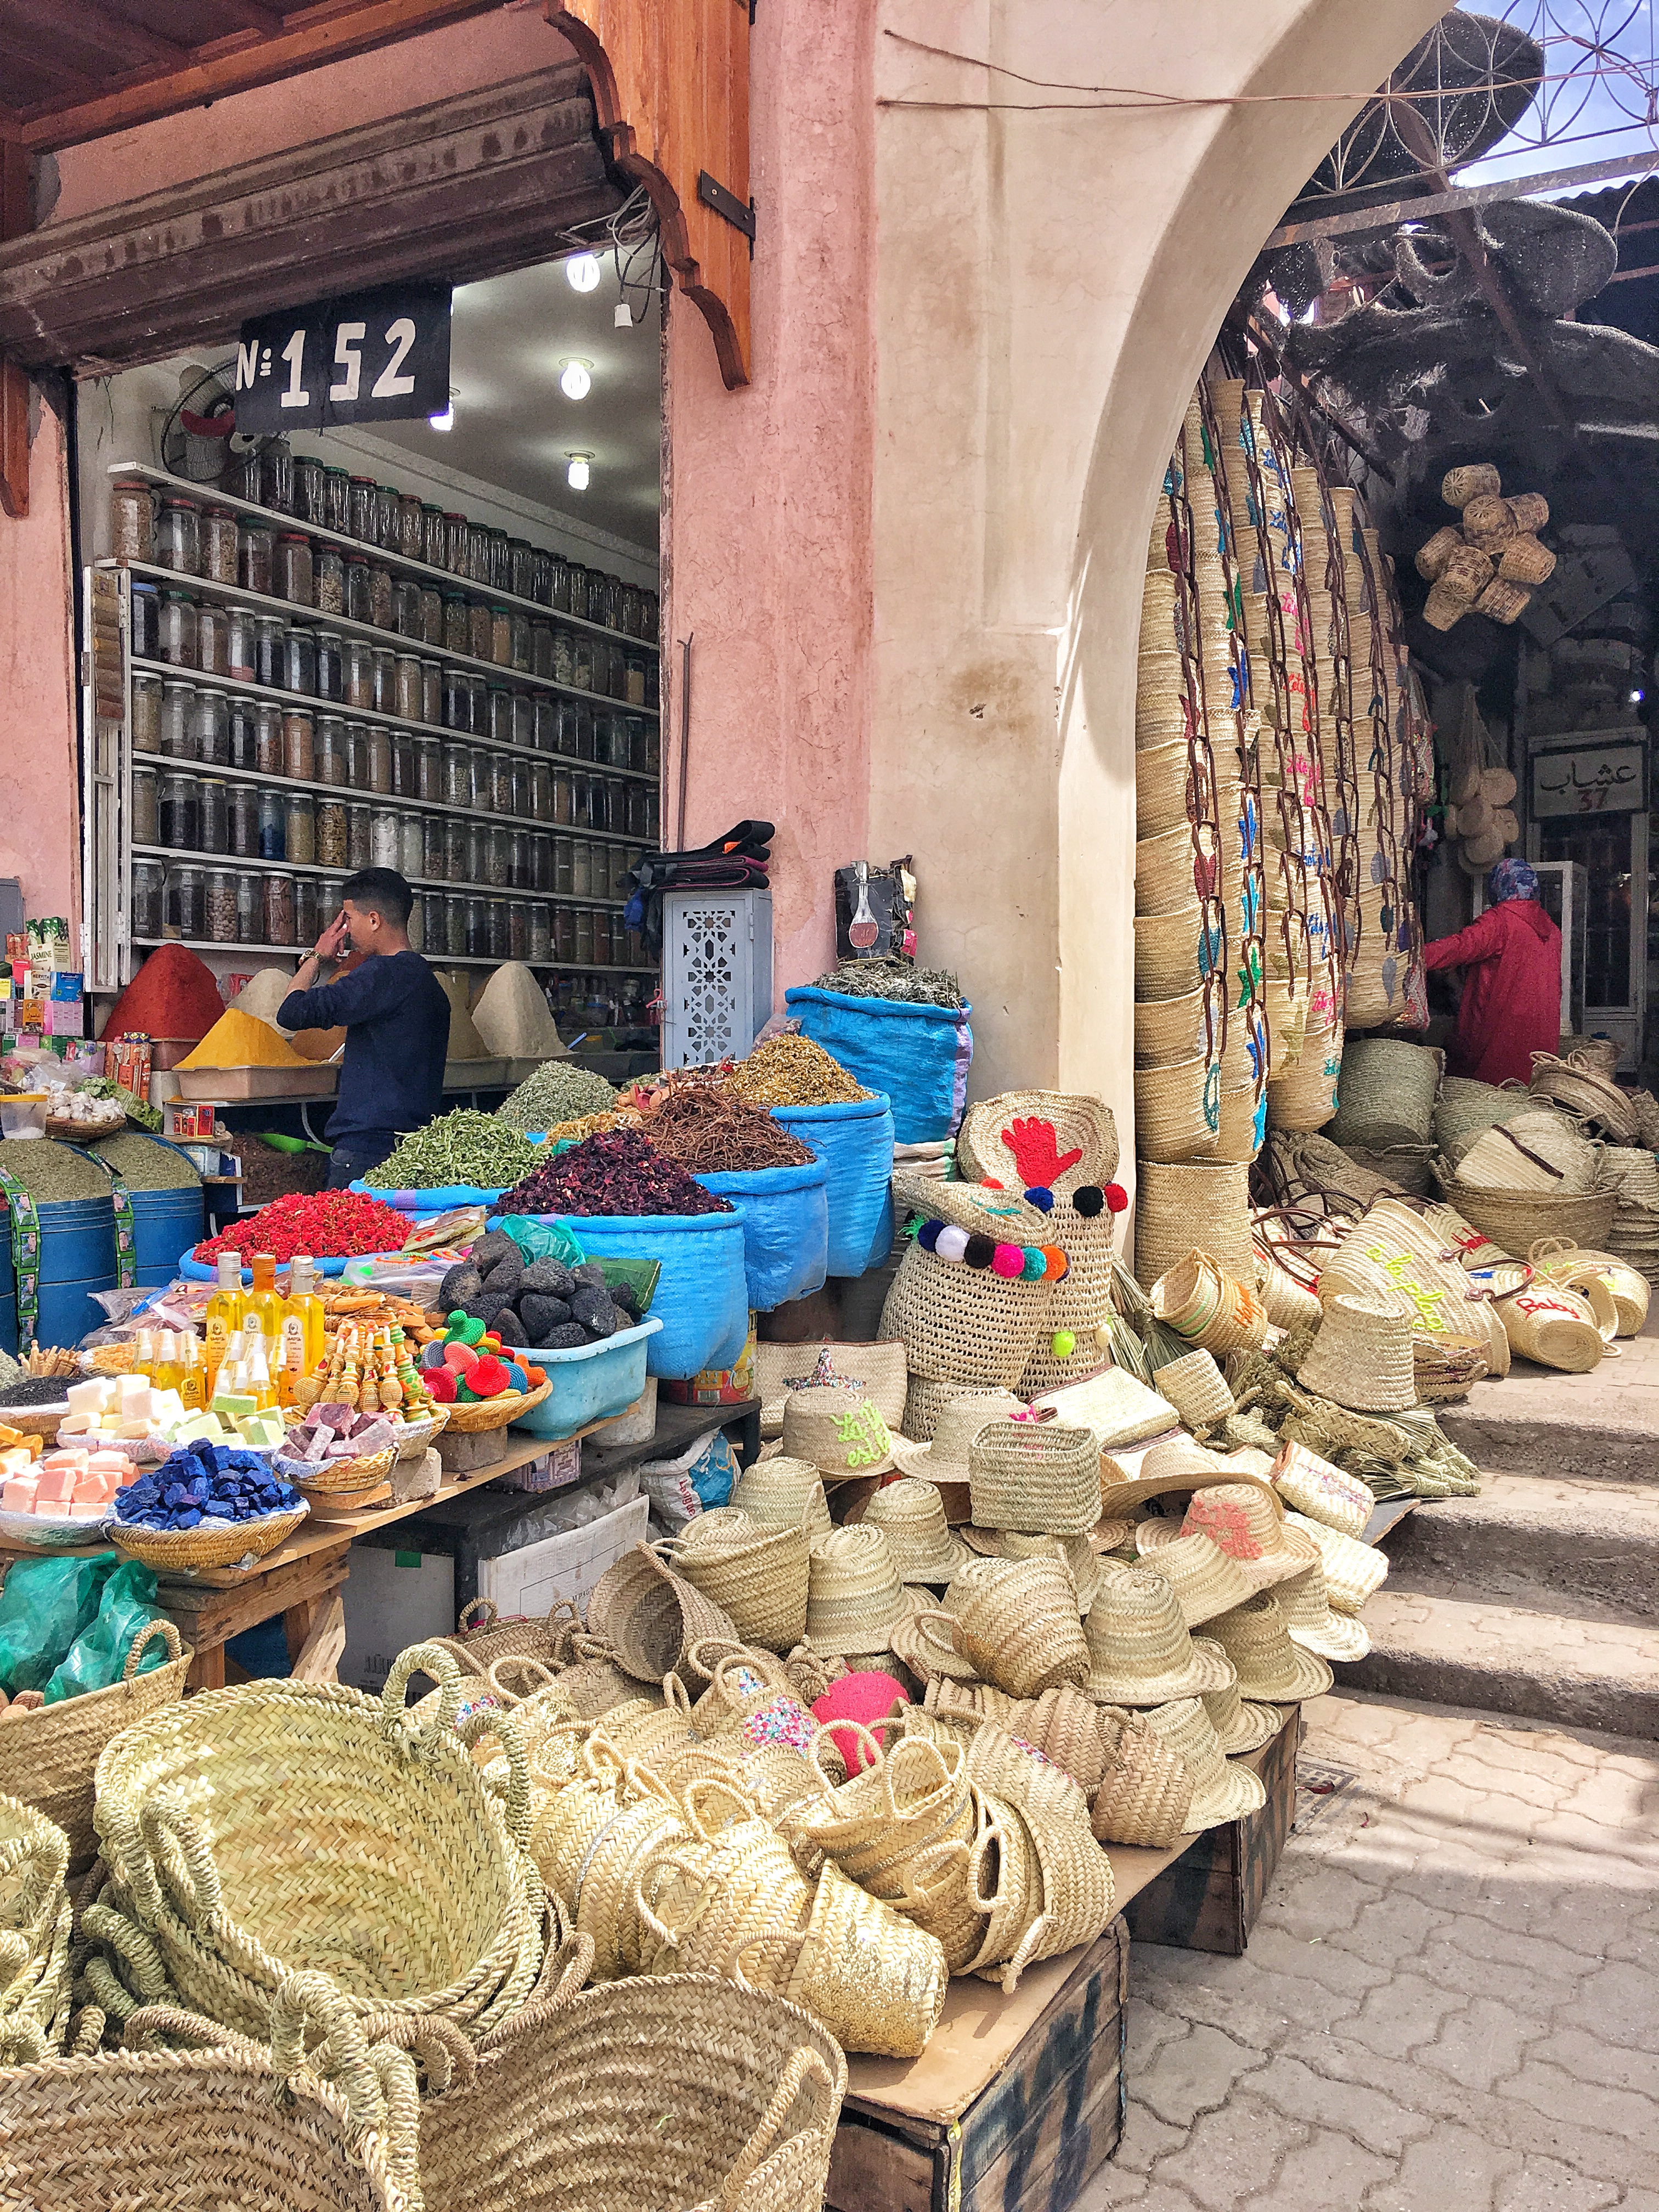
234, 283, 452, 433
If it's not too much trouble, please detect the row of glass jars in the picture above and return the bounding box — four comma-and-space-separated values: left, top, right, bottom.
127, 577, 656, 712
130, 707, 658, 837
112, 477, 659, 643
136, 860, 642, 967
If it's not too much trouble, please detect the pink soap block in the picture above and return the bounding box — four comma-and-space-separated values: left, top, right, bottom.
65, 1501, 106, 1521
2, 1476, 38, 1511
33, 1467, 77, 1504
72, 1469, 114, 1504
86, 1451, 127, 1475
41, 1449, 88, 1474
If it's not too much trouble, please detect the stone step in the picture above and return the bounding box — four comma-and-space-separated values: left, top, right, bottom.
1437, 1342, 1659, 1483
1333, 1573, 1659, 1740
1386, 1472, 1659, 1620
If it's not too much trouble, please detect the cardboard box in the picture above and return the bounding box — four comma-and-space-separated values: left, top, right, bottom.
339, 1543, 455, 1695
477, 1492, 648, 1618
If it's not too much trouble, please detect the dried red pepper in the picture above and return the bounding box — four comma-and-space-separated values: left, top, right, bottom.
194, 1189, 413, 1263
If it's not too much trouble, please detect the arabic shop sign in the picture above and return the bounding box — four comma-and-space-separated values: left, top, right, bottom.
1531, 743, 1646, 819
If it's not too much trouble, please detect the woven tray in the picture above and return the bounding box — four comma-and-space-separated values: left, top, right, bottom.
109, 1502, 308, 1573
441, 1378, 552, 1434
273, 1444, 396, 1497
44, 1114, 124, 1142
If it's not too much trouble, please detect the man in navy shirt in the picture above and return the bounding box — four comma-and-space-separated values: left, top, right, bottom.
278, 868, 450, 1188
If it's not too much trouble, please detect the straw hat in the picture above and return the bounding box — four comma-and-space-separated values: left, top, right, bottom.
1131, 1529, 1254, 1627
1080, 1562, 1237, 1706
1270, 1441, 1372, 1540
1135, 1483, 1318, 1593
1283, 1511, 1390, 1613
890, 1390, 1027, 1476
804, 1526, 918, 1656
780, 1387, 898, 1481
861, 1478, 971, 1583
1192, 1639, 1284, 1754
730, 1457, 833, 1542
958, 1528, 1103, 1613
1277, 1559, 1370, 1664
1146, 1698, 1269, 1827
1204, 1592, 1335, 1702
1297, 1292, 1417, 1413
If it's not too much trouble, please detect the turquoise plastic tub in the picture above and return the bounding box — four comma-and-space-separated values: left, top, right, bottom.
506, 1316, 663, 1439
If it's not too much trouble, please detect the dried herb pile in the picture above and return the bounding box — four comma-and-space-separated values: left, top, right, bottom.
641, 1086, 815, 1174
497, 1060, 620, 1133
497, 1130, 735, 1217
723, 1035, 870, 1108
364, 1110, 539, 1192
814, 958, 967, 1009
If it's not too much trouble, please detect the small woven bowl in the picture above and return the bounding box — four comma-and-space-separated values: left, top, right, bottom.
273, 1444, 396, 1497
393, 1405, 450, 1459
109, 1503, 308, 1573
442, 1379, 552, 1433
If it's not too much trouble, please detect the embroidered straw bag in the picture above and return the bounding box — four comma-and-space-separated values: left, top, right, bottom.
753, 1338, 907, 1440
1150, 1250, 1269, 1354
967, 1417, 1103, 1536
878, 1183, 1058, 1389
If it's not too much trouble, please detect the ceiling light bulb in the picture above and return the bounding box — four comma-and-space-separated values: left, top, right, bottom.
566, 252, 601, 294
558, 359, 592, 400
566, 453, 591, 492
428, 405, 454, 431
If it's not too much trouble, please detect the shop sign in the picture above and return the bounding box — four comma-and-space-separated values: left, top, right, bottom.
1531, 743, 1646, 819
234, 283, 451, 432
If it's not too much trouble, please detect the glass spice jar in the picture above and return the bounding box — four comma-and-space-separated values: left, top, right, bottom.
156, 497, 201, 575
366, 727, 392, 795
553, 905, 575, 961
345, 724, 369, 789
572, 838, 592, 898
375, 484, 400, 553
484, 687, 512, 749
131, 764, 159, 846
444, 513, 469, 575
533, 698, 559, 753
507, 610, 531, 672
467, 524, 491, 585
464, 895, 487, 957
549, 555, 571, 612
166, 864, 206, 941
529, 623, 555, 680
195, 600, 229, 678
314, 630, 344, 706
371, 650, 397, 716
368, 565, 393, 633
573, 704, 595, 762
466, 675, 488, 735
323, 466, 352, 536
317, 798, 348, 868
531, 832, 552, 893
509, 900, 529, 961
160, 680, 196, 760
421, 505, 446, 570
445, 895, 467, 956
644, 658, 658, 713
132, 859, 164, 940
441, 742, 470, 809
283, 709, 315, 781
415, 734, 442, 802
594, 907, 613, 966
443, 819, 469, 884
441, 668, 469, 732
285, 793, 315, 866
160, 773, 200, 850
371, 811, 400, 870
226, 605, 256, 684
315, 545, 345, 616
510, 829, 531, 888
228, 699, 257, 770
276, 532, 314, 606
400, 813, 424, 880
129, 580, 160, 661
399, 494, 424, 561
531, 550, 553, 607
111, 480, 153, 563
295, 876, 319, 948
443, 595, 469, 654
198, 780, 229, 857
465, 822, 486, 885
487, 898, 510, 959
529, 902, 551, 961
571, 633, 596, 693
293, 454, 325, 527
263, 872, 296, 946
486, 826, 510, 887
574, 907, 595, 966
344, 637, 375, 711
395, 656, 422, 722
281, 627, 317, 698
229, 783, 258, 858
238, 522, 275, 596
391, 730, 416, 797
421, 661, 442, 725
509, 539, 534, 598
420, 589, 443, 647
423, 816, 447, 882
529, 759, 552, 822
236, 450, 265, 507
554, 834, 573, 896
511, 760, 531, 820
131, 674, 162, 754
253, 702, 283, 775
392, 579, 422, 639
348, 475, 377, 541
467, 601, 493, 662
551, 628, 574, 686
424, 894, 447, 949
625, 653, 647, 707
346, 556, 375, 627
236, 870, 260, 945
159, 590, 199, 669
406, 895, 424, 953
200, 507, 238, 584
347, 805, 372, 870
192, 688, 229, 765
490, 606, 513, 666
551, 768, 573, 826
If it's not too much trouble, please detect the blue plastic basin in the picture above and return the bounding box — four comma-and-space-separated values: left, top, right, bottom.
505, 1317, 663, 1439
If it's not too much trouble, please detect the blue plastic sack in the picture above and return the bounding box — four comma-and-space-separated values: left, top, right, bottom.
695, 1156, 829, 1312
348, 1181, 507, 1211
496, 1209, 750, 1379
769, 1098, 895, 1278
784, 986, 973, 1144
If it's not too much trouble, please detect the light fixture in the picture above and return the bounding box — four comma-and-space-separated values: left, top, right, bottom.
566, 252, 601, 294
558, 358, 592, 401
428, 385, 458, 432
566, 452, 592, 492
614, 302, 634, 329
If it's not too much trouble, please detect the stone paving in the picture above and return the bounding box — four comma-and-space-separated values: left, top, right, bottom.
1081, 1689, 1659, 2211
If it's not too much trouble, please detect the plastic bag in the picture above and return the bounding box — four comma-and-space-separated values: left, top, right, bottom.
42, 1560, 168, 1705
496, 1212, 589, 1271
638, 1428, 738, 1532
0, 1552, 117, 1694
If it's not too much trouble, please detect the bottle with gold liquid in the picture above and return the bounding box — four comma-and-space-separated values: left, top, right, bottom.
244, 1332, 278, 1413
285, 1255, 326, 1376
149, 1330, 182, 1396
244, 1254, 289, 1351
178, 1334, 206, 1414
204, 1255, 246, 1398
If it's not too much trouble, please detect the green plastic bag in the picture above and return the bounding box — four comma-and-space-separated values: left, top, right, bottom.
498, 1213, 588, 1270
0, 1553, 117, 1694
42, 1559, 167, 1706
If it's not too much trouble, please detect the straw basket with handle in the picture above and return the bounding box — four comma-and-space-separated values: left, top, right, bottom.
0, 1617, 189, 1881
666, 1515, 811, 1655
585, 1543, 741, 1687
1135, 1159, 1256, 1289
878, 1182, 1058, 1389
1491, 1275, 1605, 1373
0, 1791, 72, 2063
1526, 1237, 1647, 1338
1150, 1250, 1268, 1354
1432, 1159, 1618, 1261
1529, 1052, 1640, 1142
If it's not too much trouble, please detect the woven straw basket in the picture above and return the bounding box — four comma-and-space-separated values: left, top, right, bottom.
1528, 1237, 1650, 1336
1136, 986, 1218, 1071
91, 1644, 543, 2045
1134, 1159, 1255, 1288
586, 1543, 741, 1685
955, 1091, 1119, 1191
912, 1560, 1090, 1700
1431, 1164, 1617, 1262
1135, 1054, 1221, 1164
1267, 1018, 1343, 1131
1530, 1052, 1639, 1142
111, 1504, 307, 1574
1019, 1217, 1122, 1397
1493, 1278, 1604, 1373
1151, 1250, 1269, 1354
0, 1617, 188, 1882
1137, 823, 1207, 917
670, 1517, 811, 1655
753, 1339, 907, 1441
1090, 1707, 1195, 1848
1135, 905, 1224, 1000
1137, 738, 1213, 838
878, 1236, 1054, 1390
0, 1791, 71, 2064
1153, 1348, 1235, 1430
967, 1419, 1103, 1537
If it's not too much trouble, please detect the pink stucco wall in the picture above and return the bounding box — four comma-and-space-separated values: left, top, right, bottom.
659, 0, 876, 1000
0, 403, 78, 946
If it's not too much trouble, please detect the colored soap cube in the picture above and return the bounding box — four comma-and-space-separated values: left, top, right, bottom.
2, 1475, 37, 1511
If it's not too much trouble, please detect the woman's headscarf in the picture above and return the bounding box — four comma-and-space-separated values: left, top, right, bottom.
1487, 858, 1541, 905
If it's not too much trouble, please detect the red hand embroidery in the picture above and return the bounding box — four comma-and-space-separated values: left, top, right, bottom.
1000, 1117, 1084, 1190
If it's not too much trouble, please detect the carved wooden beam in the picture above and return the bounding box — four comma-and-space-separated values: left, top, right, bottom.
0, 137, 27, 518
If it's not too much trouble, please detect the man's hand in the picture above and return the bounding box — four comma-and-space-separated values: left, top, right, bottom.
313, 911, 350, 963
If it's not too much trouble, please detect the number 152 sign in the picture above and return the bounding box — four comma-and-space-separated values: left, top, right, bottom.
234, 283, 451, 433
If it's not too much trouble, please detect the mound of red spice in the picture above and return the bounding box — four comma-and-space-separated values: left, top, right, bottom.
195, 1189, 413, 1263
498, 1130, 735, 1217
103, 944, 227, 1043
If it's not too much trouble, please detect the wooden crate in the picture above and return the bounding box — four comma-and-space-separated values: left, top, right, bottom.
1121, 1708, 1301, 1955
826, 1922, 1130, 2212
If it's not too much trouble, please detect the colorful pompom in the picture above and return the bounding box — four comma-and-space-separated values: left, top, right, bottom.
917, 1218, 943, 1252
1022, 1248, 1048, 1280
991, 1243, 1025, 1278
962, 1234, 996, 1269
935, 1224, 969, 1263
1041, 1247, 1068, 1279
1072, 1186, 1105, 1218
1105, 1183, 1130, 1214
1023, 1187, 1055, 1213
1051, 1330, 1077, 1359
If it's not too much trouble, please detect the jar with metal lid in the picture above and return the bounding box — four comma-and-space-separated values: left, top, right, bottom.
573, 633, 599, 695
529, 901, 551, 960
395, 656, 422, 722
323, 467, 352, 535
484, 826, 510, 887
421, 505, 446, 570
192, 688, 229, 765
462, 523, 486, 585
156, 497, 201, 575
129, 580, 160, 660
553, 835, 573, 896
550, 627, 574, 687
347, 805, 372, 870
131, 764, 159, 847
566, 565, 590, 623
228, 700, 257, 770
406, 895, 424, 953
357, 726, 387, 794
283, 793, 314, 866
251, 613, 285, 691
625, 653, 647, 707
601, 576, 624, 631
443, 819, 469, 883
421, 661, 442, 725
422, 893, 446, 949
193, 600, 228, 678
483, 687, 511, 749
444, 513, 469, 575
549, 554, 571, 612
442, 895, 465, 956
506, 610, 531, 672
314, 629, 344, 705
486, 606, 511, 666
160, 681, 196, 760
549, 767, 572, 827
509, 539, 534, 599
398, 493, 424, 561
420, 589, 443, 647
527, 758, 552, 823
369, 565, 393, 632
132, 674, 162, 753
315, 545, 345, 616
371, 810, 400, 870
530, 550, 553, 607
295, 876, 319, 947
509, 829, 531, 888
572, 704, 595, 761
441, 742, 470, 809
574, 907, 595, 966
317, 797, 348, 868
414, 733, 442, 802
253, 702, 283, 775
236, 870, 260, 944
423, 816, 447, 881
488, 530, 511, 594
371, 650, 397, 717
593, 907, 613, 966
391, 729, 416, 797
236, 450, 265, 507
463, 895, 487, 957
198, 778, 229, 855
467, 601, 492, 662
234, 526, 273, 602
132, 859, 164, 940
528, 622, 555, 681
531, 833, 552, 894
467, 675, 488, 735
344, 636, 375, 710
159, 772, 199, 849
375, 485, 400, 553
111, 480, 153, 563
550, 905, 573, 961
488, 898, 510, 959
442, 595, 469, 655
229, 783, 258, 859
262, 873, 296, 946
509, 901, 529, 961
346, 557, 375, 627
400, 813, 424, 880
465, 822, 487, 885
276, 707, 315, 785
571, 837, 592, 898
276, 532, 314, 607
159, 590, 198, 669
392, 579, 422, 639
166, 864, 206, 941
282, 627, 317, 698
200, 507, 238, 584
511, 759, 531, 820
345, 724, 369, 789
224, 605, 254, 684
293, 454, 325, 527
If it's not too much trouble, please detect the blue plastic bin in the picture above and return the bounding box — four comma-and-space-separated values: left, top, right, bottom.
502, 1210, 750, 1380
784, 986, 973, 1144
769, 1098, 895, 1278
694, 1156, 830, 1312
506, 1316, 663, 1438
128, 1183, 205, 1287
35, 1195, 117, 1345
